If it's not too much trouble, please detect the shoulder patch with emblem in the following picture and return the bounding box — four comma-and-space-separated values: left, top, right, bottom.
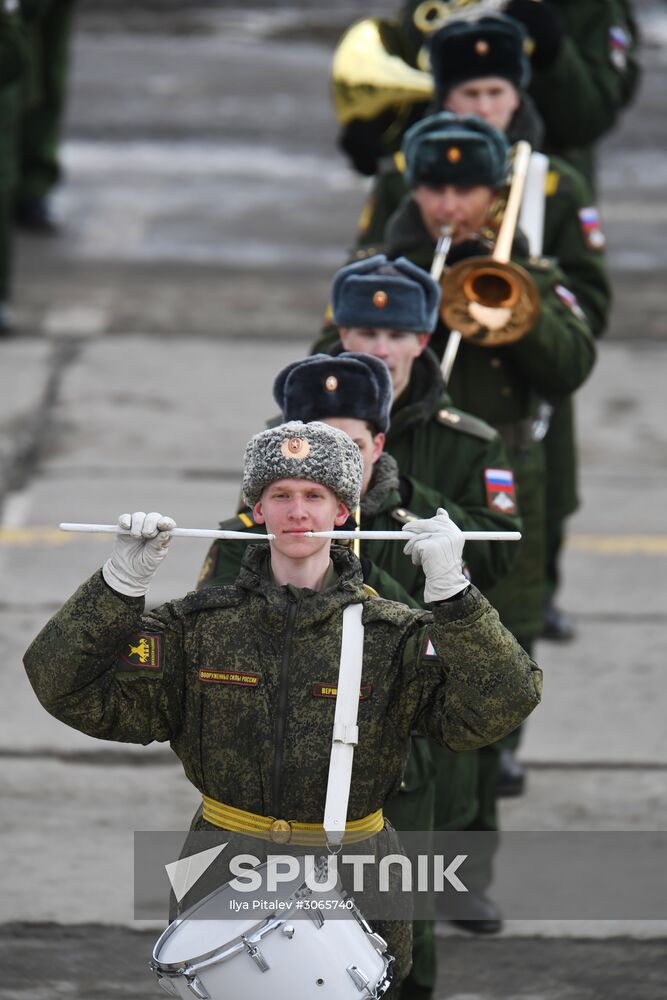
119, 633, 162, 670
424, 637, 439, 659
484, 468, 517, 515
578, 207, 605, 251
436, 407, 497, 442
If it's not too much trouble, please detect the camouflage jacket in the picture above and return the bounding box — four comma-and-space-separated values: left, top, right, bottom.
24, 545, 541, 824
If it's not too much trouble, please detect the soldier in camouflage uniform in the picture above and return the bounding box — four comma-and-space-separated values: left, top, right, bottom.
199, 339, 520, 995
24, 419, 541, 994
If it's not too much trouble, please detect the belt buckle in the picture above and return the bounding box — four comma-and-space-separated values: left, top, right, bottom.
269, 819, 292, 844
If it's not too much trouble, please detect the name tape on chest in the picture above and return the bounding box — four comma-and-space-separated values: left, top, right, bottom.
484, 467, 517, 515
198, 668, 261, 687
312, 681, 373, 701
121, 633, 162, 670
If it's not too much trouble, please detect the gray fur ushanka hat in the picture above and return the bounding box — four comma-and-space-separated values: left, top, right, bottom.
242, 420, 363, 511
331, 254, 440, 333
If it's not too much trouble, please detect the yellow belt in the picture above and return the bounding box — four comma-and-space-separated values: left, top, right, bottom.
202, 794, 384, 845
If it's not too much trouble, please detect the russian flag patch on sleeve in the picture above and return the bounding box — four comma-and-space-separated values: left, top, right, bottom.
484, 468, 517, 515
578, 207, 606, 251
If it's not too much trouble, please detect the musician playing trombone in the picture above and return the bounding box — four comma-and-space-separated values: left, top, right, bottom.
356, 13, 611, 650
23, 420, 542, 996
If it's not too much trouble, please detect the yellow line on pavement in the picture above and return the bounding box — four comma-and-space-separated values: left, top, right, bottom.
0, 527, 108, 545
566, 535, 667, 556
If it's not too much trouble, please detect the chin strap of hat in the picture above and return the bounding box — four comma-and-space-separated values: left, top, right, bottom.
323, 603, 365, 846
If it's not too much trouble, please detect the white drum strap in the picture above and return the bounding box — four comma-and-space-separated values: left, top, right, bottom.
519, 151, 548, 257
323, 602, 365, 844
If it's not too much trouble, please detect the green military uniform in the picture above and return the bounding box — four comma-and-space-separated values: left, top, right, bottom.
0, 0, 68, 318
24, 544, 541, 992
353, 137, 610, 617
0, 3, 28, 310
527, 0, 640, 192
382, 199, 596, 643
17, 0, 77, 208
200, 350, 521, 997
395, 0, 639, 193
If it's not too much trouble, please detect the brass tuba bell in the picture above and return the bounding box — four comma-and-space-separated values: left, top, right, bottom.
439, 141, 541, 347
331, 18, 434, 126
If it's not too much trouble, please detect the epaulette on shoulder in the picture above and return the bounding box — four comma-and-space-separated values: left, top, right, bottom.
216, 511, 260, 532
526, 255, 556, 273
390, 506, 420, 525
545, 157, 578, 198
435, 407, 497, 442
377, 151, 405, 177
352, 245, 385, 262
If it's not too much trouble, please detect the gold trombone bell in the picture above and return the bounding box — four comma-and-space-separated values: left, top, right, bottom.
331, 19, 434, 125
439, 141, 541, 346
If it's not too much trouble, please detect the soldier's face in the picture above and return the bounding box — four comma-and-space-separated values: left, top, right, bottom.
253, 479, 349, 560
338, 327, 430, 400
444, 77, 520, 132
412, 183, 496, 244
320, 417, 385, 497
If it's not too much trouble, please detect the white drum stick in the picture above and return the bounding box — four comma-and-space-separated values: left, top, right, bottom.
59, 523, 273, 541
306, 530, 521, 541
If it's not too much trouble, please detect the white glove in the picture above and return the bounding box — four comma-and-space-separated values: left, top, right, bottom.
102, 511, 176, 597
402, 508, 468, 603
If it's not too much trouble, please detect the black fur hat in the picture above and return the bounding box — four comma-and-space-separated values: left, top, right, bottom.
429, 15, 531, 97
331, 254, 440, 333
273, 353, 393, 434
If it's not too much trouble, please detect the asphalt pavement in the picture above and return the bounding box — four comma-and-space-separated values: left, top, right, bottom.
1, 2, 666, 998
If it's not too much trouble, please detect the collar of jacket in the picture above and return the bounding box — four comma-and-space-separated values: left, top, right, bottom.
361, 452, 401, 518
387, 348, 450, 442
385, 192, 531, 269
234, 542, 365, 627
507, 95, 545, 148
385, 194, 435, 270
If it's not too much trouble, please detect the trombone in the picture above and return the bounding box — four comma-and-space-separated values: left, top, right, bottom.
439, 141, 541, 352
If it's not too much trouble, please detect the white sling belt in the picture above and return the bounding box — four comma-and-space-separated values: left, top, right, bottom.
519, 150, 548, 257
323, 603, 366, 845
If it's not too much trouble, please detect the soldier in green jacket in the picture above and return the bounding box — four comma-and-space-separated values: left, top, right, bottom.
344, 117, 595, 807
388, 1, 640, 193
24, 420, 541, 996
359, 12, 611, 649
379, 113, 596, 646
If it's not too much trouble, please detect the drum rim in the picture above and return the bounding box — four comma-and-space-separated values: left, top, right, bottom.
151, 880, 274, 973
